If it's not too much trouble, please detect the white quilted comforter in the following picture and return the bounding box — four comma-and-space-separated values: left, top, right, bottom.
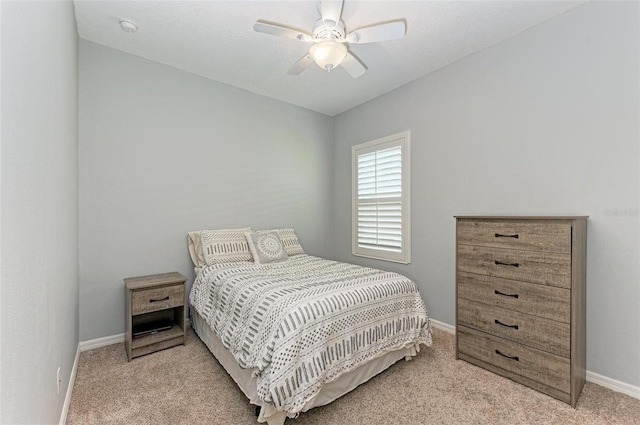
189, 255, 432, 415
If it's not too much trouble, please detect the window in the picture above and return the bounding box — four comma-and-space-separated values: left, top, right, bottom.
352, 131, 410, 264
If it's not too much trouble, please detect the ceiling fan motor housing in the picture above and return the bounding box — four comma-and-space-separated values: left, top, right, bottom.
313, 19, 346, 40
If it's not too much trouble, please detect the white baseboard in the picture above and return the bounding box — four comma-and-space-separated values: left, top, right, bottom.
431, 318, 640, 401
586, 370, 640, 400
430, 318, 455, 334
59, 344, 80, 425
59, 334, 124, 424
79, 333, 124, 352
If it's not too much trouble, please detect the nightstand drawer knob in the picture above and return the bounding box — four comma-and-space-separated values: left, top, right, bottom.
150, 296, 170, 303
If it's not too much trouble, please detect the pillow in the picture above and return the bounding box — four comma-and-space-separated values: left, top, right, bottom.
191, 228, 252, 266
188, 231, 207, 268
245, 231, 289, 264
258, 228, 306, 256
188, 228, 252, 267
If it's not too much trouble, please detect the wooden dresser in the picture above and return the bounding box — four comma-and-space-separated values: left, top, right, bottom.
455, 216, 587, 406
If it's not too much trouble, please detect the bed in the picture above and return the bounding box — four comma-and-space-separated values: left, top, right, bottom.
187, 228, 432, 424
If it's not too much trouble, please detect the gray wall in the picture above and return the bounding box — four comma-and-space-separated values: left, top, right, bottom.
79, 41, 334, 341
1, 1, 79, 423
333, 1, 639, 387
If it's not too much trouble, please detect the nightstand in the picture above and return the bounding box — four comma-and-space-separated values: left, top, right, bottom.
124, 272, 187, 361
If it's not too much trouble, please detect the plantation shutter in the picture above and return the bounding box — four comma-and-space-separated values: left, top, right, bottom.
356, 146, 403, 252
352, 132, 410, 264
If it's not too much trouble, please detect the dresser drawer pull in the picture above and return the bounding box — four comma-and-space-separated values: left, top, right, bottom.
495, 233, 519, 239
494, 319, 519, 329
495, 350, 519, 361
495, 260, 520, 267
494, 290, 519, 299
149, 296, 170, 303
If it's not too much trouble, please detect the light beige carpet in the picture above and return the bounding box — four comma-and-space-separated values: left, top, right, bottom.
67, 328, 640, 424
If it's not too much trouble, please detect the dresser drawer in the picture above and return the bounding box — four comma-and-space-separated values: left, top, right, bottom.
457, 220, 571, 253
457, 272, 570, 322
457, 298, 570, 357
457, 245, 571, 289
458, 326, 570, 393
131, 284, 184, 315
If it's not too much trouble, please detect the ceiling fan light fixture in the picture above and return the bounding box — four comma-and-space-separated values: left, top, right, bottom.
309, 41, 347, 71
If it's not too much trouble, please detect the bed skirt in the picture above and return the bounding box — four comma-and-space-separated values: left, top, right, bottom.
190, 306, 418, 425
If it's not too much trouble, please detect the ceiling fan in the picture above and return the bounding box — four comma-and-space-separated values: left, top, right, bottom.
253, 0, 406, 78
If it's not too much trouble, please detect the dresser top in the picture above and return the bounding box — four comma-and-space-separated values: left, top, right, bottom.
455, 215, 588, 220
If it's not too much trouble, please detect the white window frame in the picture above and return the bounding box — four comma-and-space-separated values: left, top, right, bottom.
351, 131, 411, 264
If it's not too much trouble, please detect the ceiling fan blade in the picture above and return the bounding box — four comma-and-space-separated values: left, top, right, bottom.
341, 52, 366, 78
254, 20, 314, 42
320, 0, 344, 27
288, 54, 315, 75
346, 20, 406, 44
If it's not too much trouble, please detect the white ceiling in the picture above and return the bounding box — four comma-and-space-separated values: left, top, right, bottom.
73, 0, 585, 117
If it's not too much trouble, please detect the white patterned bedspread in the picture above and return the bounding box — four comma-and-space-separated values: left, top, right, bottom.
189, 255, 432, 415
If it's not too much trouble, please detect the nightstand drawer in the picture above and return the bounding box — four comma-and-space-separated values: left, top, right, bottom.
458, 326, 570, 393
131, 284, 184, 315
457, 245, 571, 289
457, 272, 570, 322
458, 298, 570, 357
457, 220, 571, 253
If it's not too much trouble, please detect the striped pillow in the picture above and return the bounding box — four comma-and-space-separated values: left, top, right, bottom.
201, 229, 253, 265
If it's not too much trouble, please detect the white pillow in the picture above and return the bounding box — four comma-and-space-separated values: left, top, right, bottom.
188, 231, 207, 268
